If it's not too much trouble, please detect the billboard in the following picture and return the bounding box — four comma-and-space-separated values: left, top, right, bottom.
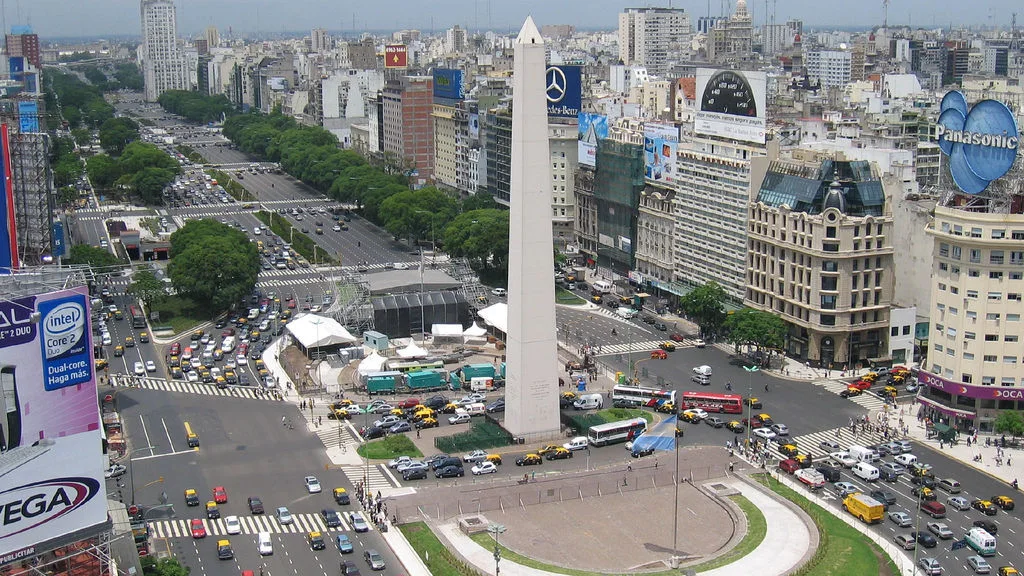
0, 124, 18, 271
384, 45, 408, 69
51, 222, 66, 258
432, 68, 464, 100
578, 113, 609, 167
695, 69, 767, 145
644, 123, 680, 185
936, 90, 1020, 195
546, 65, 581, 118
0, 286, 105, 562
18, 101, 38, 133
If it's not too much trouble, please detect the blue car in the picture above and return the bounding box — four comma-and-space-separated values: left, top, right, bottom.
336, 534, 354, 553
389, 421, 412, 434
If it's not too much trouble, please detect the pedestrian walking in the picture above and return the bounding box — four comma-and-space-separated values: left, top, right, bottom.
627, 463, 632, 472
318, 415, 323, 426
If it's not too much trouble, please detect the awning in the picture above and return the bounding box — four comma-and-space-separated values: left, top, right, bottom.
917, 396, 976, 420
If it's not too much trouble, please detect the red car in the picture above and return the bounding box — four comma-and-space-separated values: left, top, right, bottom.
212, 486, 228, 504
169, 343, 181, 356
669, 333, 686, 342
741, 417, 764, 429
849, 380, 873, 391
190, 519, 206, 539
288, 300, 297, 309
397, 398, 422, 410
650, 350, 668, 359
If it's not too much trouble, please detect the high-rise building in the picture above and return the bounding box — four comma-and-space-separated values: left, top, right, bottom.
140, 0, 189, 101
382, 75, 434, 184
805, 49, 852, 89
445, 25, 466, 54
194, 38, 209, 56
311, 28, 330, 53
204, 26, 220, 49
618, 7, 692, 76
5, 27, 41, 68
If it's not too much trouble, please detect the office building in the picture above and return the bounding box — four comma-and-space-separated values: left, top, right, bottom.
805, 49, 852, 89
549, 120, 577, 248
618, 7, 692, 75
311, 28, 330, 53
5, 27, 41, 68
746, 154, 894, 366
382, 75, 434, 184
140, 0, 189, 101
445, 26, 467, 54
705, 0, 753, 63
204, 26, 220, 49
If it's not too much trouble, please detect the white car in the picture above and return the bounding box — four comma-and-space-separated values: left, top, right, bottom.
888, 510, 913, 527
464, 450, 489, 463
752, 428, 776, 441
388, 456, 413, 469
830, 451, 857, 468
304, 476, 322, 493
133, 362, 145, 376
894, 454, 918, 466
491, 288, 507, 297
683, 408, 708, 420
472, 461, 498, 475
947, 496, 971, 511
224, 515, 241, 535
393, 262, 409, 270
145, 360, 157, 373
927, 522, 954, 540
186, 371, 199, 382
332, 225, 341, 232
103, 464, 127, 478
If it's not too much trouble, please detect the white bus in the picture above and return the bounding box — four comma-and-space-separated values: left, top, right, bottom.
611, 385, 676, 408
587, 417, 648, 447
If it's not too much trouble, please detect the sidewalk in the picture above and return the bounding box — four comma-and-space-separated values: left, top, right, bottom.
435, 477, 812, 576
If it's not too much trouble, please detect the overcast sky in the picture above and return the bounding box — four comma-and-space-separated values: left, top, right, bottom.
16, 0, 1021, 39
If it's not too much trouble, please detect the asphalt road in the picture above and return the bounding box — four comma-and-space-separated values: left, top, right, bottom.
111, 387, 404, 576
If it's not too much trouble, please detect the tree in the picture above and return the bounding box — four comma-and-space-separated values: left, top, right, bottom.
71, 128, 92, 147
132, 167, 175, 205
680, 282, 728, 339
378, 187, 459, 244
442, 209, 510, 275
140, 556, 190, 576
128, 270, 166, 307
57, 186, 79, 208
723, 307, 787, 365
66, 244, 124, 270
119, 142, 178, 174
86, 154, 121, 189
994, 411, 1024, 437
168, 220, 259, 311
98, 117, 139, 156
461, 192, 498, 212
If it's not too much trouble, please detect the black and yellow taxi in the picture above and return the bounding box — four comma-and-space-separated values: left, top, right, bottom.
415, 417, 439, 429
779, 444, 800, 458
680, 411, 699, 423
96, 358, 109, 371
726, 421, 745, 433
485, 454, 503, 465
113, 345, 125, 357
169, 355, 180, 367
862, 372, 879, 383
882, 386, 898, 398
184, 489, 200, 506
659, 341, 676, 352
412, 408, 435, 422
308, 531, 326, 550
516, 453, 543, 466
591, 294, 603, 304
537, 444, 561, 456
255, 359, 266, 371
561, 391, 578, 401
745, 397, 762, 409
913, 487, 936, 501
993, 495, 1015, 511
328, 403, 348, 420
998, 567, 1021, 576
545, 447, 573, 460
200, 369, 212, 383
139, 332, 150, 343
656, 401, 676, 414
333, 487, 351, 505
216, 539, 233, 560
389, 407, 405, 417
675, 425, 685, 437
839, 386, 863, 398
793, 453, 812, 468
441, 402, 460, 414
206, 501, 221, 519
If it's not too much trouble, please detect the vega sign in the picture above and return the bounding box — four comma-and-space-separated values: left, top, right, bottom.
936, 91, 1020, 194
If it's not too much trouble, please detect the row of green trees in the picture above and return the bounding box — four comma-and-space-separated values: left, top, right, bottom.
43, 70, 115, 129
221, 110, 511, 278
167, 220, 260, 311
86, 142, 180, 204
157, 90, 235, 124
679, 281, 786, 365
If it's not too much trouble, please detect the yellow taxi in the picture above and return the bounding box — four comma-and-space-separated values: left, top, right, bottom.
793, 454, 812, 468
656, 402, 676, 414
516, 453, 543, 466
333, 487, 350, 505
485, 454, 503, 465
205, 501, 220, 519
169, 355, 180, 367
659, 341, 676, 352
255, 359, 266, 371
113, 345, 125, 357
184, 489, 200, 506
591, 294, 603, 304
883, 386, 898, 397
779, 444, 799, 457
726, 421, 745, 433
308, 531, 325, 550
998, 567, 1020, 576
545, 447, 572, 460
537, 444, 561, 456
416, 417, 438, 429
441, 402, 460, 413
993, 495, 1015, 510
95, 358, 109, 371
389, 408, 405, 417
124, 336, 135, 347
139, 332, 150, 343
216, 539, 233, 560
745, 397, 762, 408
250, 330, 261, 340
561, 391, 578, 400
862, 372, 879, 382
413, 408, 435, 421
913, 487, 936, 501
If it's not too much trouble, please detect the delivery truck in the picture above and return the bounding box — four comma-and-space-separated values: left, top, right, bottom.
842, 493, 884, 524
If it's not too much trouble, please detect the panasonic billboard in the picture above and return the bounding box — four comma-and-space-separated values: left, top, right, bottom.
0, 286, 105, 564
936, 90, 1020, 194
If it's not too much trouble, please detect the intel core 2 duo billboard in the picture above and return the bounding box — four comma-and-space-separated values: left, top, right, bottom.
936, 90, 1020, 194
0, 286, 105, 564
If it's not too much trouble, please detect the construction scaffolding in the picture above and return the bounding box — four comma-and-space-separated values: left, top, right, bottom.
9, 131, 54, 265
0, 263, 89, 297
330, 266, 374, 334
441, 257, 490, 309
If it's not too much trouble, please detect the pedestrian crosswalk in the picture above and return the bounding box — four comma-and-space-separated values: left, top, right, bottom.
312, 426, 400, 490
315, 423, 362, 452
593, 340, 690, 356
338, 464, 398, 492
148, 511, 372, 539
817, 380, 889, 412
765, 425, 897, 464
109, 374, 281, 401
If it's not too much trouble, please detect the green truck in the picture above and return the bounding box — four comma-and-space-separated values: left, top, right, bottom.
366, 371, 401, 395
406, 370, 446, 391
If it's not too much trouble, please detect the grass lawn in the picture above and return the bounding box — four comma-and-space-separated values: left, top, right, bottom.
148, 295, 211, 335
466, 494, 765, 576
753, 474, 898, 576
399, 522, 478, 576
595, 408, 653, 424
556, 288, 586, 305
357, 434, 423, 460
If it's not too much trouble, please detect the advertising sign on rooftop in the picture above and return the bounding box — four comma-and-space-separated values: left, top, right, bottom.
695, 69, 767, 145
384, 45, 408, 69
0, 287, 105, 563
546, 65, 581, 118
577, 113, 608, 167
936, 90, 1020, 194
644, 123, 680, 185
432, 68, 464, 101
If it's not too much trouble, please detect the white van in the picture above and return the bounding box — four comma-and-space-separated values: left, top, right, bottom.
852, 462, 879, 482
221, 336, 236, 352
257, 531, 273, 555
592, 280, 613, 294
563, 437, 589, 451
966, 527, 996, 556
573, 394, 604, 410
848, 445, 879, 463
464, 403, 486, 416
692, 365, 713, 377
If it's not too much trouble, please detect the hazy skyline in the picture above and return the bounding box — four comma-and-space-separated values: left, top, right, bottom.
14, 0, 1023, 40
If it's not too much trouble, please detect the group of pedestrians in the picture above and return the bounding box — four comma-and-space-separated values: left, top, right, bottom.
356, 483, 391, 530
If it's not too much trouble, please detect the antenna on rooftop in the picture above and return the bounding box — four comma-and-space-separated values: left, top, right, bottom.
882, 0, 889, 29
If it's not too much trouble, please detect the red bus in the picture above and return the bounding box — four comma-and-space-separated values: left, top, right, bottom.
681, 391, 743, 414
129, 305, 146, 329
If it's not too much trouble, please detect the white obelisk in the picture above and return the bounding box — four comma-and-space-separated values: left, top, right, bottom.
504, 16, 560, 441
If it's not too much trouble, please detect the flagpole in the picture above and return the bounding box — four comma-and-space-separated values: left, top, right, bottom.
419, 246, 425, 343
672, 389, 681, 566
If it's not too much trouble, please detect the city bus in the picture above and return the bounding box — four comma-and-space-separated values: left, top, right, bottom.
386, 359, 444, 374
129, 305, 146, 329
611, 385, 676, 408
587, 417, 648, 447
681, 391, 743, 414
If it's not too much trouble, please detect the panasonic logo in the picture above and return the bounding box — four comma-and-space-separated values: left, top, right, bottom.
0, 477, 100, 539
936, 124, 1019, 149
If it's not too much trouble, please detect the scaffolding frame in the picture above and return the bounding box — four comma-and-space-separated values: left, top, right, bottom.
8, 131, 54, 266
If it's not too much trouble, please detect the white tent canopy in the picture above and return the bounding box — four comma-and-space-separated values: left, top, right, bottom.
397, 341, 429, 358
432, 324, 464, 337
358, 351, 387, 375
477, 303, 508, 335
463, 322, 487, 337
286, 314, 358, 349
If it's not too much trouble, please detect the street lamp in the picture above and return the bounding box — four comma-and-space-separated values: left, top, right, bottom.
671, 389, 682, 566
743, 366, 759, 455
487, 523, 506, 575
128, 445, 155, 506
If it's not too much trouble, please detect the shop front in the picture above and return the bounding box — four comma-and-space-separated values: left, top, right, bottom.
915, 370, 1024, 433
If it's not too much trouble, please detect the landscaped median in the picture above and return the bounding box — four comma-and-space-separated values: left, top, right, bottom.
254, 210, 337, 265
207, 168, 255, 202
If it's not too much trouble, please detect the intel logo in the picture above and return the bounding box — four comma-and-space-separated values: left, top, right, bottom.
42, 301, 85, 359
0, 477, 100, 540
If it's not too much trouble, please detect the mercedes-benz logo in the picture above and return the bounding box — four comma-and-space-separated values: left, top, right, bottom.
546, 66, 566, 103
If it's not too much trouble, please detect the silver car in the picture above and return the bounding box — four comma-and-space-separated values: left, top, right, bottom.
966, 555, 991, 574
918, 557, 942, 576
276, 506, 293, 525
888, 510, 913, 527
